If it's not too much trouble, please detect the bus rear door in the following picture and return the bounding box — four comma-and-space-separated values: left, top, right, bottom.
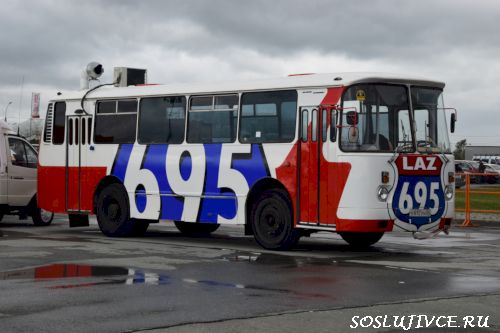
66, 115, 92, 214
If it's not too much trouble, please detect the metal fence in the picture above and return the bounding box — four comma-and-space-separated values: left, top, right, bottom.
456, 172, 500, 226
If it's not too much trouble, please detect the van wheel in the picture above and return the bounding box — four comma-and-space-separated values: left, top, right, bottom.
250, 189, 300, 250
32, 208, 54, 226
174, 221, 219, 235
339, 232, 384, 248
96, 183, 138, 237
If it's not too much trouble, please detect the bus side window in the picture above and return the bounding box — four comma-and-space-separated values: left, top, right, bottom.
94, 99, 137, 144
139, 96, 186, 144
187, 95, 237, 144
239, 90, 297, 143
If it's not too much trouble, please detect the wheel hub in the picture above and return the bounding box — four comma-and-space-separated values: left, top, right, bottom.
107, 203, 119, 220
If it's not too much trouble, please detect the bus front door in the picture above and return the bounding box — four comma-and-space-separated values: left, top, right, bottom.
298, 106, 336, 227
66, 115, 92, 214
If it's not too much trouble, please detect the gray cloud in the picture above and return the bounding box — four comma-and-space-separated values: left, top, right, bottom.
1, 0, 499, 144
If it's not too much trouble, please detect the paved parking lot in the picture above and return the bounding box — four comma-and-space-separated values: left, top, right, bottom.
1, 215, 499, 332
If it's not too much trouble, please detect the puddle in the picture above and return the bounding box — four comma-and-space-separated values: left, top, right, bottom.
0, 262, 331, 299
221, 252, 337, 268
0, 263, 170, 288
182, 277, 330, 299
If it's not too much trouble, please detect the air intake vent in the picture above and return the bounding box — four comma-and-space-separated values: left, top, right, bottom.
43, 103, 54, 143
113, 67, 147, 87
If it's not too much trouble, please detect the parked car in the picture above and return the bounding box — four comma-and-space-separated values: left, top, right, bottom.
0, 120, 53, 225
455, 160, 480, 184
454, 162, 466, 189
484, 164, 500, 184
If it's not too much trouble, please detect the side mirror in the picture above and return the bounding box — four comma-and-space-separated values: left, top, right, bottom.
346, 111, 358, 126
450, 112, 456, 133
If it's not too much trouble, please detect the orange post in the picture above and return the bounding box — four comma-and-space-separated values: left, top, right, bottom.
460, 173, 473, 227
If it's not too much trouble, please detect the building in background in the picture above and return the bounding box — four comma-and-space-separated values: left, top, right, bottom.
464, 145, 500, 162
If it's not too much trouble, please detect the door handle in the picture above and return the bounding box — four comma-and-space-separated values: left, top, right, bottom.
11, 176, 24, 180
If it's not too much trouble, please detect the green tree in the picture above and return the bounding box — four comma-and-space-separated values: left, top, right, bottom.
453, 139, 467, 160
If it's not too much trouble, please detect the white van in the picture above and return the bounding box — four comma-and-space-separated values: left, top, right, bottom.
0, 120, 53, 225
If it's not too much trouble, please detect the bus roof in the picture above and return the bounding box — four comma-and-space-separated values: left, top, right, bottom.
51, 72, 445, 102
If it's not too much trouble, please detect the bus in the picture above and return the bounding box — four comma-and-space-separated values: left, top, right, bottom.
38, 70, 456, 250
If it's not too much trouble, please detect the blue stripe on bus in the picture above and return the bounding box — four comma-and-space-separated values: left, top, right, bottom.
141, 144, 184, 221
199, 144, 236, 223
112, 143, 270, 223
111, 144, 134, 182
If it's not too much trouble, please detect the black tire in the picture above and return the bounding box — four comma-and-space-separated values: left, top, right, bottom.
131, 220, 150, 236
32, 208, 54, 226
250, 189, 300, 250
339, 232, 384, 248
174, 221, 219, 235
96, 183, 143, 237
0, 213, 3, 222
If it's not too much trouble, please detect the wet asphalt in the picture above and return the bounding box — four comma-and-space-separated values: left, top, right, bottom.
0, 216, 499, 332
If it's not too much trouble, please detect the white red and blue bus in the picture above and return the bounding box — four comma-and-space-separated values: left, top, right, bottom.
38, 71, 456, 249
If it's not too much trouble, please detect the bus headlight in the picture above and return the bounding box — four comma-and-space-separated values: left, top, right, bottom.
377, 186, 390, 202
445, 185, 454, 201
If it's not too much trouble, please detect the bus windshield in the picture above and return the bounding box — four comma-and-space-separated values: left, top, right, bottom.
411, 87, 451, 154
339, 84, 451, 154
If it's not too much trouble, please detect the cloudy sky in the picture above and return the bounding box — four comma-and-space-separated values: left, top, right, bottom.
1, 0, 499, 146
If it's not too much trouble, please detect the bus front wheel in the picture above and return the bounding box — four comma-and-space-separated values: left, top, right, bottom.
250, 189, 300, 250
96, 183, 148, 237
339, 232, 384, 248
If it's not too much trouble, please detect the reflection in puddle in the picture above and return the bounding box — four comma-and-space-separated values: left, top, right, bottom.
222, 252, 336, 268
182, 278, 330, 299
0, 264, 170, 289
0, 263, 332, 299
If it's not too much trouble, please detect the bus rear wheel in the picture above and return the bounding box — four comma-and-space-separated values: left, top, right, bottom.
250, 189, 300, 250
174, 221, 219, 235
339, 232, 384, 248
96, 183, 146, 237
